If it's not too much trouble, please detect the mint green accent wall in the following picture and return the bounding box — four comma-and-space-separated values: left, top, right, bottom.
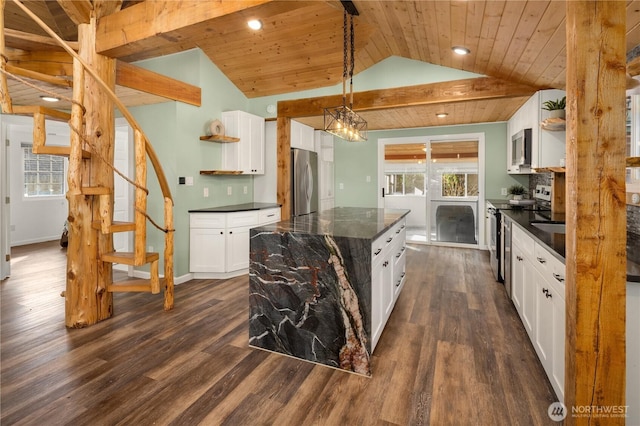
334, 122, 528, 208
248, 56, 483, 118
131, 49, 256, 277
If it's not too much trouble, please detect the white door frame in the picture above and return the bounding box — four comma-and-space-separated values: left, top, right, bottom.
378, 132, 486, 248
113, 117, 134, 276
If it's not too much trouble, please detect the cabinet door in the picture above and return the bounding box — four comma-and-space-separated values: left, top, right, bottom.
521, 258, 536, 338
226, 226, 251, 271
512, 243, 525, 315
534, 268, 553, 372
221, 111, 242, 171
249, 113, 265, 174
372, 256, 392, 351
549, 283, 565, 401
189, 228, 225, 272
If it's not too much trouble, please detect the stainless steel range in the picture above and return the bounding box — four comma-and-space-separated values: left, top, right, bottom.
487, 185, 552, 285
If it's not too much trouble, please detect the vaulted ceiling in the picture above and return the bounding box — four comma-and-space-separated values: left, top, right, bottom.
4, 0, 640, 130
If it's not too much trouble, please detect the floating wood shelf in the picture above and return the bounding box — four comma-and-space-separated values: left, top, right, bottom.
627, 157, 640, 167
200, 170, 243, 175
533, 167, 566, 173
540, 118, 566, 131
199, 135, 239, 143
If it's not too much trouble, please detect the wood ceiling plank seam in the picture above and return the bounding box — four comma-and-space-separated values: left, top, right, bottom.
473, 0, 506, 74
420, 1, 441, 65
515, 2, 566, 85
484, 1, 527, 77
382, 1, 412, 58
506, 4, 563, 83
449, 0, 468, 71
404, 2, 427, 62
533, 46, 567, 88
435, 0, 453, 69
462, 0, 485, 72
363, 1, 400, 55
498, 1, 551, 79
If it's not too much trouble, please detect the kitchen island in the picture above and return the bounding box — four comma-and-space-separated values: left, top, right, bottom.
248, 207, 409, 376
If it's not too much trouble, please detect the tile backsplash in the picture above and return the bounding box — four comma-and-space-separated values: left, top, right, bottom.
529, 172, 640, 235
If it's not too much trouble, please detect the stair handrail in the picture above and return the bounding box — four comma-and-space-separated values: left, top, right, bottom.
10, 0, 173, 205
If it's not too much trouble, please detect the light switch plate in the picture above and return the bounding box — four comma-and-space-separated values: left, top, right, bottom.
185, 176, 194, 186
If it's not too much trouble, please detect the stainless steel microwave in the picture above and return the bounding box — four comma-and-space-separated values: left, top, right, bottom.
511, 128, 532, 167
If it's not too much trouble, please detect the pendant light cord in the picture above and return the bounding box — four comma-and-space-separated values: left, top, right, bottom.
349, 13, 355, 110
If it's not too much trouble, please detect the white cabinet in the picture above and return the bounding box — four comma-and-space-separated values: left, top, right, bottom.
290, 120, 315, 151
507, 89, 566, 173
190, 207, 281, 278
371, 218, 407, 351
221, 110, 265, 174
314, 130, 335, 212
511, 223, 565, 401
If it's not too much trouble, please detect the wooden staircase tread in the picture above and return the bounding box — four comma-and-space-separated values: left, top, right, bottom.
108, 279, 154, 293
33, 145, 91, 159
91, 221, 136, 232
102, 251, 159, 265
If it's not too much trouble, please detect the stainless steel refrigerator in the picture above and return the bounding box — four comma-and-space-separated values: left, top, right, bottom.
291, 148, 318, 217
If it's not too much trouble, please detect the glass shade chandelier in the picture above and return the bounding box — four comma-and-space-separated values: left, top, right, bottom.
324, 6, 367, 142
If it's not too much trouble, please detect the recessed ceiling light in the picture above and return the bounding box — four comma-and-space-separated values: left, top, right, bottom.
40, 95, 60, 102
452, 46, 470, 55
436, 112, 448, 118
248, 19, 262, 30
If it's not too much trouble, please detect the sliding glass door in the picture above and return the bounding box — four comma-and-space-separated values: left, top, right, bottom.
380, 134, 484, 248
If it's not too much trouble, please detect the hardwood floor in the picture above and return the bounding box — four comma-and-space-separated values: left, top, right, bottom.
1, 241, 557, 425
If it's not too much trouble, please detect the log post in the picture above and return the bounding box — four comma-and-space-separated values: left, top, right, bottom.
134, 129, 147, 265
565, 1, 626, 424
65, 14, 115, 327
163, 196, 174, 311
276, 115, 291, 220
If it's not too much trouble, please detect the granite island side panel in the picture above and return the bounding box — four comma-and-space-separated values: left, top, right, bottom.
248, 207, 409, 376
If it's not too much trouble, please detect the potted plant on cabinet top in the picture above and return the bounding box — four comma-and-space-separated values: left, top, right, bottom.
542, 96, 566, 119
508, 184, 527, 201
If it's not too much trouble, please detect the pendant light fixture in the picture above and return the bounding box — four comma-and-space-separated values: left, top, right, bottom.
323, 2, 367, 142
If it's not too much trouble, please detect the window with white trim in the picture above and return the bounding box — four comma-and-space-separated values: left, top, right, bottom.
22, 143, 65, 197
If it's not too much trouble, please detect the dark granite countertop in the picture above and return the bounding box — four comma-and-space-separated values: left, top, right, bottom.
188, 202, 281, 213
253, 207, 410, 240
499, 209, 640, 283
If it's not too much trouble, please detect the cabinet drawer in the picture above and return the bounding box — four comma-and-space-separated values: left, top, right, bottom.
227, 211, 259, 228
512, 225, 535, 258
190, 213, 226, 229
258, 208, 280, 225
533, 242, 565, 292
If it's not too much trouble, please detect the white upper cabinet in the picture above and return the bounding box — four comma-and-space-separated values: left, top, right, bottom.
290, 120, 315, 151
221, 110, 265, 174
507, 89, 566, 174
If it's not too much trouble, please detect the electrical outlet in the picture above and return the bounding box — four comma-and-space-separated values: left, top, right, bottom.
185, 176, 194, 186
339, 183, 344, 190
366, 175, 371, 183
203, 187, 209, 197
243, 186, 248, 194
501, 187, 508, 196
148, 245, 154, 252
227, 186, 232, 196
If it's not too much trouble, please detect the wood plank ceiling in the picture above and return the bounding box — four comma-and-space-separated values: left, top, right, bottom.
4, 0, 640, 130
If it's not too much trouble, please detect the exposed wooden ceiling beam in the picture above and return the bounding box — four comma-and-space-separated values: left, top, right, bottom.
628, 55, 640, 77
95, 0, 273, 57
115, 61, 201, 106
5, 64, 73, 87
56, 0, 93, 25
277, 77, 540, 118
6, 49, 73, 77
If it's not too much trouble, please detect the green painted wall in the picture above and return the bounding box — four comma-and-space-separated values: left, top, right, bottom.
334, 123, 528, 208
131, 49, 255, 277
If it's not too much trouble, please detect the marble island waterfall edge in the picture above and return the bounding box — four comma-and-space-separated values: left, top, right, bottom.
249, 229, 373, 376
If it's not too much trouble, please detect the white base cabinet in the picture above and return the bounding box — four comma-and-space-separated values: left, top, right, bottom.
190, 207, 280, 278
511, 224, 565, 401
371, 217, 407, 351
